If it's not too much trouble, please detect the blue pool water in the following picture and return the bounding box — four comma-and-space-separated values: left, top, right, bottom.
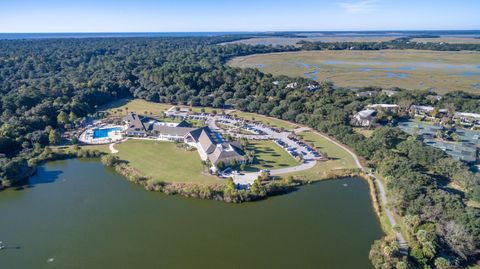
93, 127, 122, 139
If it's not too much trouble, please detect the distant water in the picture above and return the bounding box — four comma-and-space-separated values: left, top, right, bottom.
1, 30, 479, 40
0, 32, 252, 40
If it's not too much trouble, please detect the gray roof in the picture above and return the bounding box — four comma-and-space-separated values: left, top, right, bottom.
152, 125, 197, 137
125, 112, 147, 133
208, 143, 245, 165
357, 109, 376, 118
198, 130, 216, 154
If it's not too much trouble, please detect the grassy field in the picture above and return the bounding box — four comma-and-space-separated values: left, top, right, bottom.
228, 50, 480, 94
247, 140, 298, 171
222, 36, 398, 47
115, 140, 221, 185
101, 99, 172, 116
230, 110, 297, 131
282, 131, 358, 181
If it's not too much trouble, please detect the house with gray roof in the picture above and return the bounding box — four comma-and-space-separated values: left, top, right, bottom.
351, 109, 376, 127
185, 127, 245, 167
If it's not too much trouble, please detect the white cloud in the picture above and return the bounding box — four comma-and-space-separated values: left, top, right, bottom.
339, 0, 378, 14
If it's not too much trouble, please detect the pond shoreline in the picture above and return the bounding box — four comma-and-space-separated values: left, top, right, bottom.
0, 158, 382, 269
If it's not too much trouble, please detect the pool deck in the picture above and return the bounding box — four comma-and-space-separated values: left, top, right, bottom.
79, 124, 126, 145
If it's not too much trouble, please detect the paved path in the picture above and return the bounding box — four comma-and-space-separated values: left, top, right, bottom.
232, 159, 317, 185
270, 159, 317, 176
109, 143, 119, 154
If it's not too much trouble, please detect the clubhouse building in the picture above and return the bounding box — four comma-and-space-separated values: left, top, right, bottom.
124, 112, 245, 168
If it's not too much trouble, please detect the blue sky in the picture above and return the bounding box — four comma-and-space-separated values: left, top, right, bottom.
0, 0, 479, 32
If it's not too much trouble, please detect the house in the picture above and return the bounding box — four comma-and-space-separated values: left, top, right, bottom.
185, 127, 245, 167
409, 105, 447, 118
286, 82, 298, 89
454, 112, 480, 127
351, 109, 376, 127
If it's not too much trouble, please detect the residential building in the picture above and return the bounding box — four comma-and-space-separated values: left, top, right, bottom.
351, 109, 376, 127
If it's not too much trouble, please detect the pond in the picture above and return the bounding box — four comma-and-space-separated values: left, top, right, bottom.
0, 159, 383, 269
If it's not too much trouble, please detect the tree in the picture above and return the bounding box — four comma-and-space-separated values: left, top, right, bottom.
57, 111, 68, 125
229, 159, 237, 168
226, 177, 235, 191
451, 133, 460, 142
100, 155, 120, 167
216, 161, 225, 171
68, 111, 77, 123
434, 257, 450, 269
48, 129, 61, 145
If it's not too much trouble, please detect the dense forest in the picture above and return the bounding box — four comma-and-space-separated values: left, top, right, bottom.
0, 36, 479, 268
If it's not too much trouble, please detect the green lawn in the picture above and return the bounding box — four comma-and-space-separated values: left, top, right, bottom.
115, 140, 221, 185
247, 140, 298, 171
102, 99, 173, 117
283, 131, 358, 181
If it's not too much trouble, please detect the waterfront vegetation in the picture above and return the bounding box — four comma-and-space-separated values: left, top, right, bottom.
0, 36, 479, 268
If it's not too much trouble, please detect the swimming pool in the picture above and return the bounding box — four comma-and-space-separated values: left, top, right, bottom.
92, 127, 122, 139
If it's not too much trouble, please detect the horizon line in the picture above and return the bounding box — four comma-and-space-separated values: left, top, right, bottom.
1, 29, 480, 34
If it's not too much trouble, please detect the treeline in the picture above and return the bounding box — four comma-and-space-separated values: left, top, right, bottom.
0, 36, 479, 267
299, 37, 480, 51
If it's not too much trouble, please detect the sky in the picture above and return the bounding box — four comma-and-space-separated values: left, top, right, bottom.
0, 0, 479, 32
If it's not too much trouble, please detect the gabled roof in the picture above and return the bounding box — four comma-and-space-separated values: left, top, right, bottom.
187, 127, 204, 142
198, 129, 216, 154
176, 120, 191, 128
208, 143, 245, 165
125, 112, 146, 132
